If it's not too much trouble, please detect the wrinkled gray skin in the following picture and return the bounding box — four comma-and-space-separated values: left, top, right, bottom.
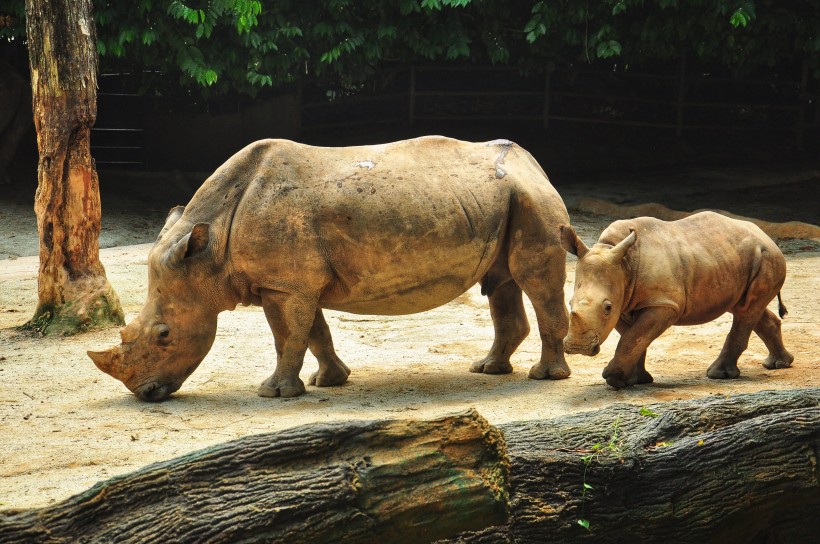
561, 212, 794, 389
88, 136, 571, 401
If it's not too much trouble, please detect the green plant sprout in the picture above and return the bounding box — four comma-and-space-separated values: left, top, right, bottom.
578, 416, 623, 530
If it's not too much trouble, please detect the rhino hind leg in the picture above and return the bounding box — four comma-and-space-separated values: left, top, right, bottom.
471, 276, 529, 375
308, 308, 351, 387
257, 289, 314, 398
754, 309, 794, 370
707, 312, 762, 380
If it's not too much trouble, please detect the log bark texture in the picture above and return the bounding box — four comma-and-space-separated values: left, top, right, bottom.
24, 0, 124, 335
440, 388, 820, 544
0, 410, 509, 544
1, 390, 817, 543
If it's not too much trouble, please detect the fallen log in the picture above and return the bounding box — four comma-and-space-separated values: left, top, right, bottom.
440, 388, 820, 544
573, 197, 820, 240
0, 410, 509, 544
2, 389, 818, 543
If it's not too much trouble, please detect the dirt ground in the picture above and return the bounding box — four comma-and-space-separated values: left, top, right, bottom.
1, 162, 819, 510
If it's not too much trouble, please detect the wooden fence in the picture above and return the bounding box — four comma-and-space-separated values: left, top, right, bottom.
300, 61, 819, 148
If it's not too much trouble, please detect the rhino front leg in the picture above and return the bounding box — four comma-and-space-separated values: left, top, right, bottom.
512, 246, 571, 380
615, 319, 653, 384
258, 289, 315, 398
308, 308, 351, 387
604, 307, 677, 389
472, 276, 529, 375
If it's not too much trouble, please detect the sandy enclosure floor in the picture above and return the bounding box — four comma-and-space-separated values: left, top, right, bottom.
0, 166, 819, 510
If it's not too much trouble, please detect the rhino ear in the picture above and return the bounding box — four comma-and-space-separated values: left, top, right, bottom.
609, 229, 637, 262
560, 225, 588, 258
164, 223, 210, 268
157, 206, 185, 242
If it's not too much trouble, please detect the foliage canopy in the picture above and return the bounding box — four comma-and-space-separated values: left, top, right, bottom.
2, 0, 818, 101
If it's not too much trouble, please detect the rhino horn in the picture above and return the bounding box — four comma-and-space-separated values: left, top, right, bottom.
120, 325, 139, 344
87, 345, 124, 377
609, 229, 637, 262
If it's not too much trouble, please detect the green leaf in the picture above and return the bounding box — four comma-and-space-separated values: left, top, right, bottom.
596, 39, 622, 58
639, 407, 660, 418
730, 3, 756, 29
377, 25, 398, 40
583, 483, 593, 490
578, 519, 590, 530
203, 69, 218, 86
96, 40, 106, 56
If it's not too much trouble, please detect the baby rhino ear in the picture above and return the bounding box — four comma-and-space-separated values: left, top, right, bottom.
560, 225, 589, 258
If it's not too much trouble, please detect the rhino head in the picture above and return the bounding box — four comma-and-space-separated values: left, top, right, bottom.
559, 225, 637, 356
88, 207, 220, 402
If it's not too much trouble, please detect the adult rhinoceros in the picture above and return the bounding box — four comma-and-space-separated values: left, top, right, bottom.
88, 136, 571, 401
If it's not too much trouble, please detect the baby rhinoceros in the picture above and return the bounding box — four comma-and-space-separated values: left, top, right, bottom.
560, 211, 794, 389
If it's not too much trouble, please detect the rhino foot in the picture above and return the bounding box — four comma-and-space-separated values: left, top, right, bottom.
528, 359, 571, 380
762, 352, 794, 370
309, 362, 351, 387
636, 369, 654, 384
602, 365, 645, 389
470, 357, 513, 375
258, 376, 306, 398
706, 361, 741, 380
603, 372, 629, 390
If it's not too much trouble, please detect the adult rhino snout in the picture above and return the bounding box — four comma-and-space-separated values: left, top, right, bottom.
134, 382, 178, 402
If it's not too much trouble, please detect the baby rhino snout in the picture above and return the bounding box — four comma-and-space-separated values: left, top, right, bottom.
563, 336, 600, 356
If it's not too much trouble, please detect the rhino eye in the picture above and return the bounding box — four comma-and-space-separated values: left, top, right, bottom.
603, 301, 613, 314
154, 324, 171, 345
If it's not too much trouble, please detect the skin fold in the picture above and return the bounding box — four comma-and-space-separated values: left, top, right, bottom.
561, 211, 794, 389
88, 136, 571, 401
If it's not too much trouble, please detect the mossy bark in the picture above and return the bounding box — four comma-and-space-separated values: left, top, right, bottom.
439, 388, 820, 544
24, 0, 123, 336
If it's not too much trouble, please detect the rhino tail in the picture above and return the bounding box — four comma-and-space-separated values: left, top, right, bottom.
777, 292, 788, 318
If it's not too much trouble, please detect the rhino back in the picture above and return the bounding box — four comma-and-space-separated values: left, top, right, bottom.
216, 137, 558, 313
604, 212, 784, 324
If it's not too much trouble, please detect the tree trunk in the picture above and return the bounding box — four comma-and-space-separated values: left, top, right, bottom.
24, 0, 123, 335
440, 388, 820, 544
0, 410, 509, 544
1, 390, 817, 543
